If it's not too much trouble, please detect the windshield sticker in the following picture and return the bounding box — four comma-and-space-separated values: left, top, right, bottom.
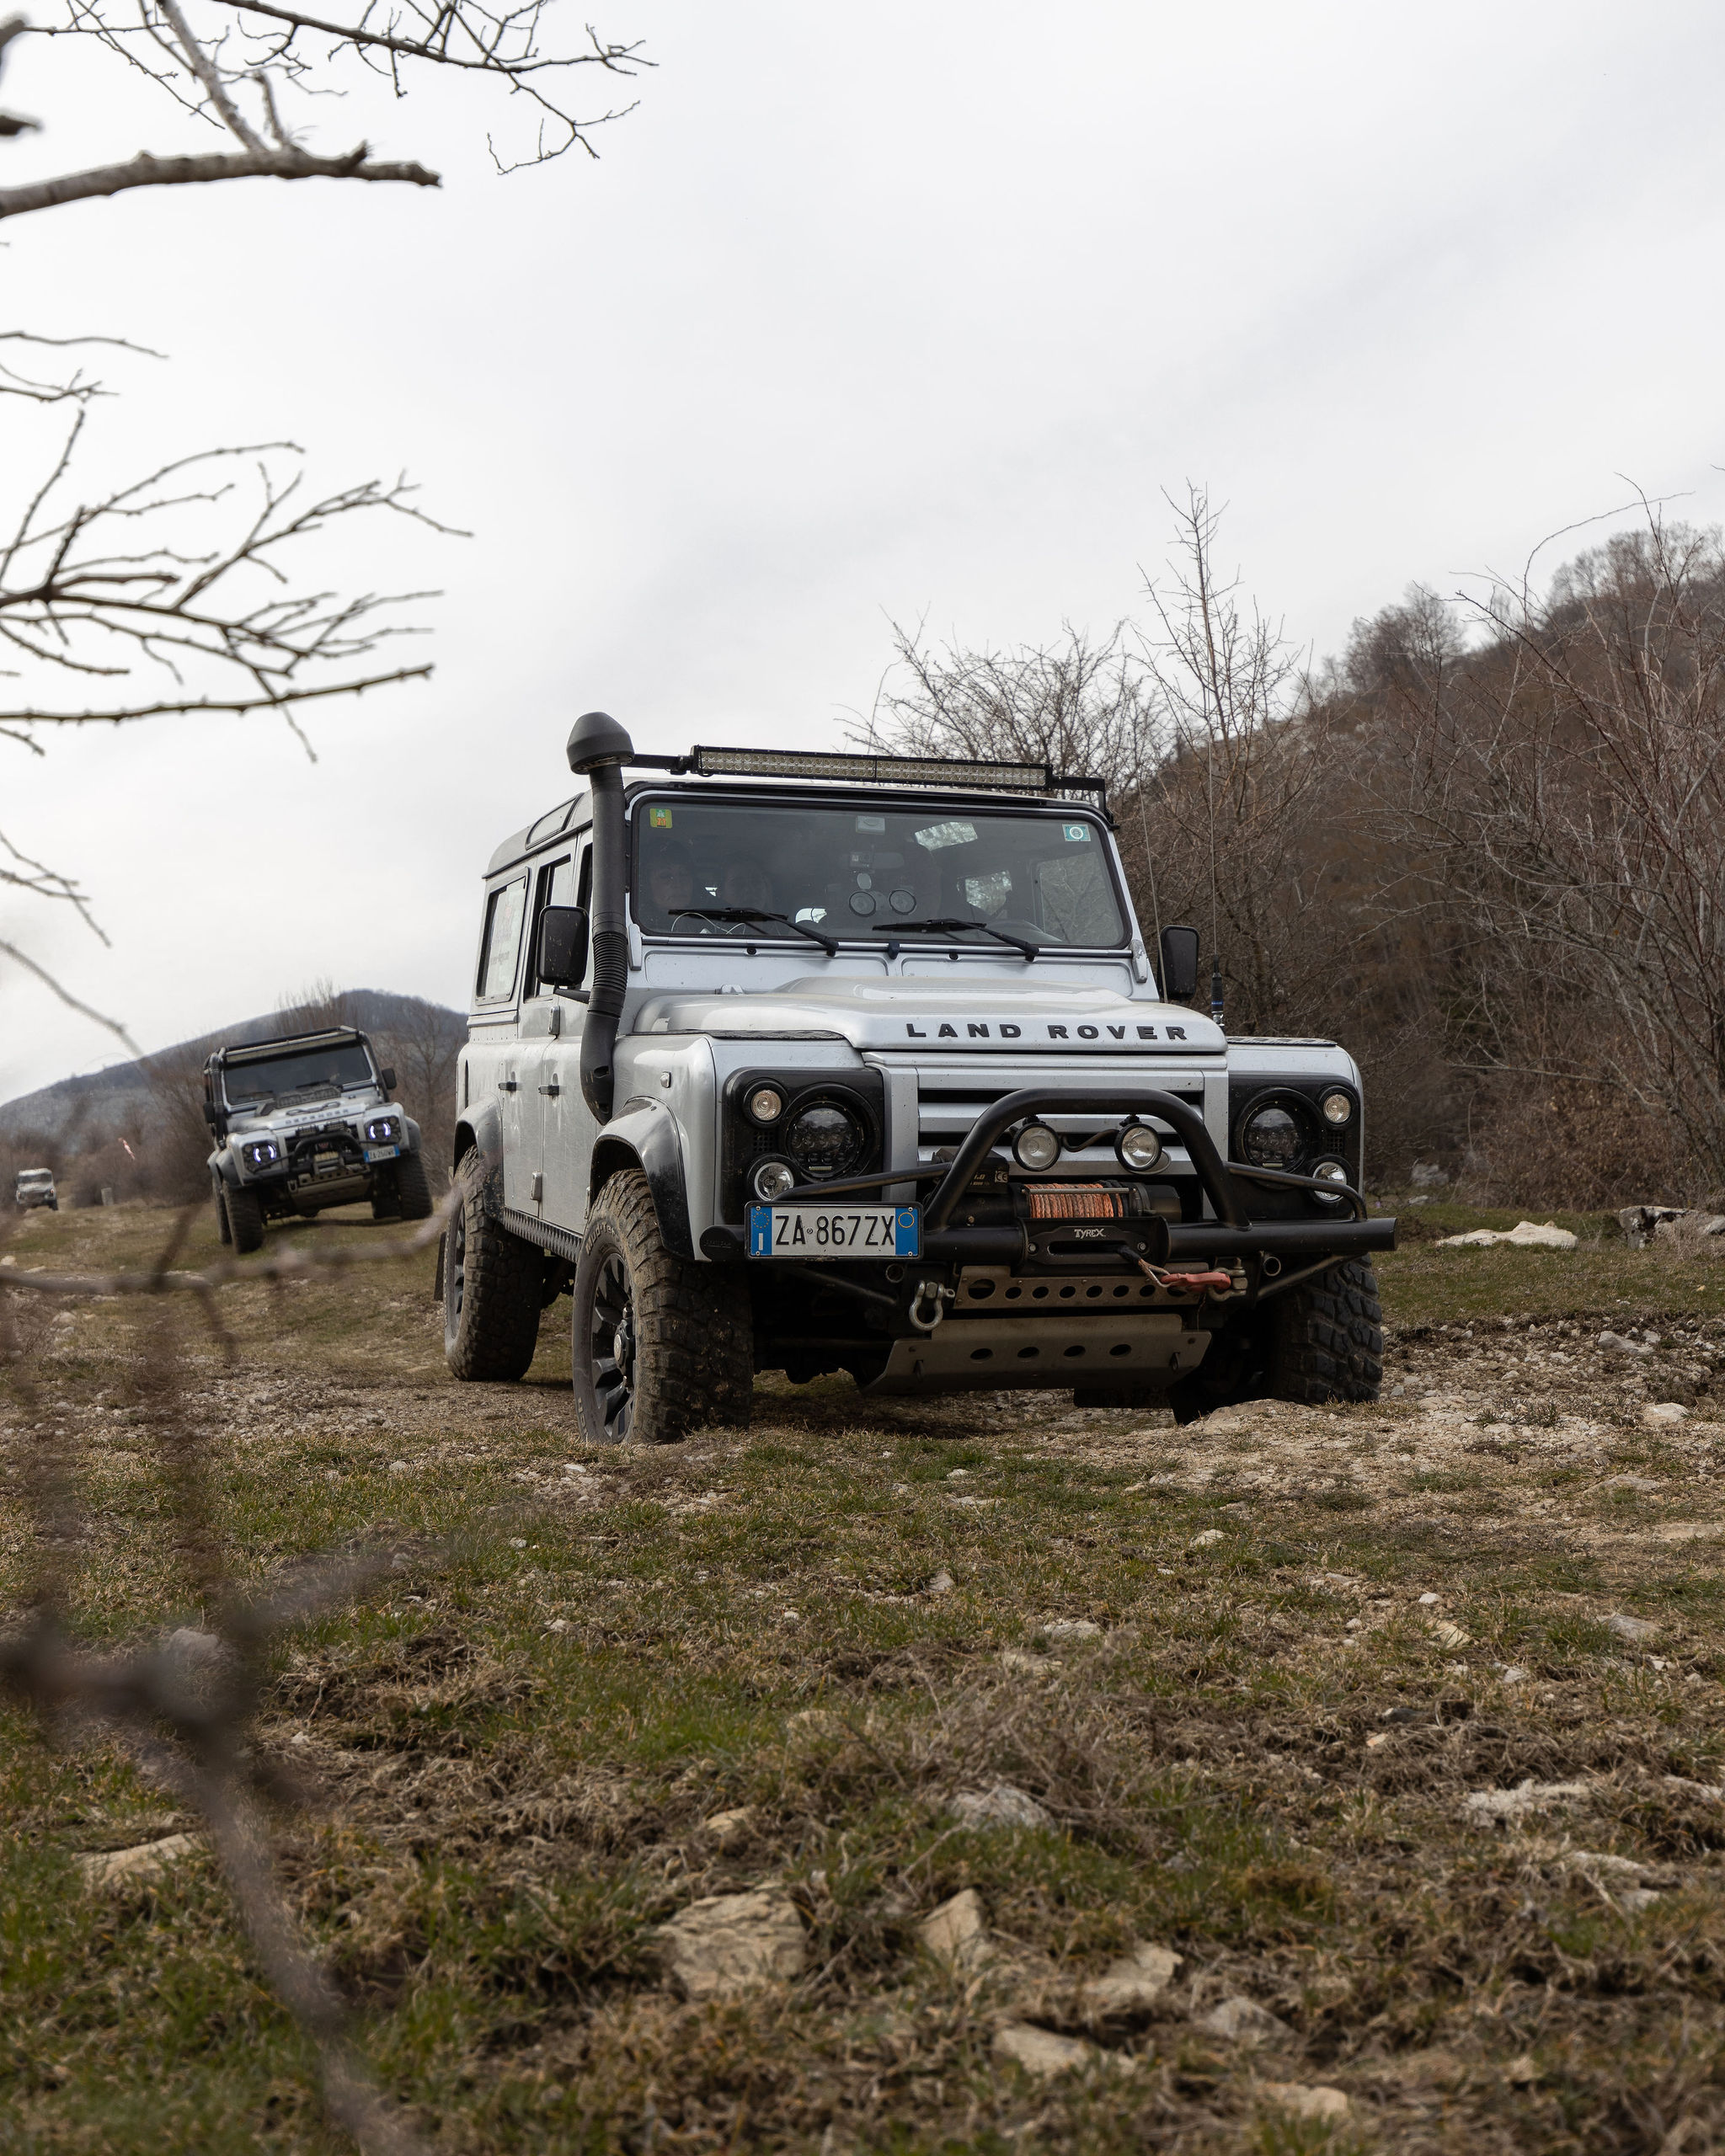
855, 814, 885, 831
1062, 823, 1091, 842
915, 819, 977, 851
649, 805, 674, 828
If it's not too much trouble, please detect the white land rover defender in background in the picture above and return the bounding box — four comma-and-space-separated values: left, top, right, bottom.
442, 713, 1394, 1444
205, 1025, 432, 1253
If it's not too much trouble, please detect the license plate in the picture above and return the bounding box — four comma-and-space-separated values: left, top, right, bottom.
364, 1144, 400, 1163
747, 1203, 921, 1259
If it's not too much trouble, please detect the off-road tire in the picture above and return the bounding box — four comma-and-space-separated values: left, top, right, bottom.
1263, 1257, 1382, 1405
214, 1178, 232, 1246
226, 1182, 265, 1255
572, 1167, 752, 1445
394, 1149, 433, 1221
370, 1178, 401, 1223
443, 1145, 543, 1381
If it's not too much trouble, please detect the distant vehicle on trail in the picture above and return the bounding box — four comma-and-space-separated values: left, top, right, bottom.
204, 1026, 431, 1254
13, 1167, 57, 1212
442, 714, 1396, 1444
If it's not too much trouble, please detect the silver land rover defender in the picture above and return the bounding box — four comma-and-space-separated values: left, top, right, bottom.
205, 1025, 432, 1253
442, 712, 1395, 1443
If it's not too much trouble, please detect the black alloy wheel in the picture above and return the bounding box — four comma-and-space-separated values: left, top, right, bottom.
587, 1251, 637, 1441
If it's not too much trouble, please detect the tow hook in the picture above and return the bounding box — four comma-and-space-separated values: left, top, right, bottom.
907, 1279, 954, 1333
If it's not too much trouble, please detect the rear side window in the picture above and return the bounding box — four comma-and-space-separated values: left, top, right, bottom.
477, 877, 528, 1001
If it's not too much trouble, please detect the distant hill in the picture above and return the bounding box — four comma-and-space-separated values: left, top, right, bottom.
0, 989, 465, 1140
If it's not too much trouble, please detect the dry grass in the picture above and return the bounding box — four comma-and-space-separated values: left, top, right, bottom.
3, 1199, 1724, 2153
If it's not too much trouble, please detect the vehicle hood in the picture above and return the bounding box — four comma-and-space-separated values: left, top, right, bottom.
632, 977, 1224, 1054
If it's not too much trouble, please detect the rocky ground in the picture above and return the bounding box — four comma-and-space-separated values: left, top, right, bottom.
3, 1201, 1724, 2153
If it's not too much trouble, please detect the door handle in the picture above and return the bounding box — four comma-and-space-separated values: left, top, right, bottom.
538, 1082, 561, 1097
499, 1078, 519, 1093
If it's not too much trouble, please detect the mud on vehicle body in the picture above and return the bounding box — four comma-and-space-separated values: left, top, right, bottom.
445, 714, 1395, 1442
204, 1025, 431, 1254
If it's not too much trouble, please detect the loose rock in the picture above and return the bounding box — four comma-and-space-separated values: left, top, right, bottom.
951, 1782, 1052, 1831
1607, 1611, 1658, 1642
1190, 1528, 1225, 1549
1599, 1331, 1654, 1358
1259, 2082, 1350, 2121
926, 1568, 955, 1595
1438, 1220, 1577, 1249
77, 1833, 202, 1891
1083, 1942, 1182, 2013
993, 2022, 1097, 2077
1642, 1403, 1689, 1428
1464, 1778, 1593, 1820
919, 1886, 989, 1968
1041, 1618, 1100, 1642
1195, 1995, 1290, 2043
659, 1888, 805, 1999
701, 1806, 756, 1849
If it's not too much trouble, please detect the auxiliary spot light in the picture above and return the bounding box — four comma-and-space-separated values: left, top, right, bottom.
1114, 1120, 1163, 1172
1012, 1121, 1061, 1171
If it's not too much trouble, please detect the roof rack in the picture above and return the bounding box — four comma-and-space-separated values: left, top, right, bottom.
211, 1026, 366, 1065
625, 744, 1108, 806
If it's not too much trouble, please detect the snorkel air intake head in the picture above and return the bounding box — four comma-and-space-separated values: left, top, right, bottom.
567, 710, 634, 1120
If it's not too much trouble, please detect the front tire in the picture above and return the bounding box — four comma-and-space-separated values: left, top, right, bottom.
571, 1168, 752, 1445
1263, 1256, 1383, 1405
443, 1145, 542, 1381
226, 1182, 265, 1255
214, 1177, 232, 1246
394, 1150, 433, 1221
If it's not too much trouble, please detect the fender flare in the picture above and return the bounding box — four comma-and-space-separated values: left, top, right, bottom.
403, 1114, 423, 1155
590, 1097, 695, 1259
454, 1100, 505, 1181
211, 1150, 243, 1190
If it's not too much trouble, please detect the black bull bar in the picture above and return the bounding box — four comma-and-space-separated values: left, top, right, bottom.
775, 1086, 1396, 1268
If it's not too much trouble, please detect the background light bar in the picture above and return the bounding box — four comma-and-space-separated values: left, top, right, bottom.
687, 744, 1053, 791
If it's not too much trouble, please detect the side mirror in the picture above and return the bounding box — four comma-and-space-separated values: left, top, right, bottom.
379, 1065, 398, 1093
1158, 925, 1201, 1003
537, 905, 590, 989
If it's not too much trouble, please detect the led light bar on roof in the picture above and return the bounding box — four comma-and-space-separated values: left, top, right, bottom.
686, 744, 1054, 791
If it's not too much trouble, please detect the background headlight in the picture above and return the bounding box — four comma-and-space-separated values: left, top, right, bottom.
751, 1159, 796, 1201
784, 1100, 867, 1178
1115, 1122, 1163, 1171
1241, 1103, 1301, 1167
746, 1086, 784, 1124
1311, 1158, 1349, 1204
242, 1139, 280, 1168
366, 1117, 401, 1144
1320, 1090, 1353, 1125
1012, 1122, 1061, 1171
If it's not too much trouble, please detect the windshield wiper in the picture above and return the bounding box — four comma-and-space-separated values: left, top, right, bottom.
665, 905, 840, 958
871, 915, 1040, 961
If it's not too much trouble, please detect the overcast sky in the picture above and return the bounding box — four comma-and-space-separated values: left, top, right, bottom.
6, 1, 1725, 1106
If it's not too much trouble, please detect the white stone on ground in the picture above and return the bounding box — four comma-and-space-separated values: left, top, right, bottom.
1463, 1779, 1593, 1821
1437, 1220, 1577, 1249
993, 2023, 1099, 2076
701, 1806, 756, 1849
78, 1834, 202, 1890
1259, 2082, 1350, 2121
1642, 1403, 1689, 1427
951, 1783, 1052, 1830
1082, 1942, 1182, 2012
1041, 1618, 1100, 1641
1196, 1995, 1290, 2042
1190, 1529, 1224, 1549
659, 1888, 805, 1999
1607, 1611, 1658, 1641
919, 1886, 989, 1969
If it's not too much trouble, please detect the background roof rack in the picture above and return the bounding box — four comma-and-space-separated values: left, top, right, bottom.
623, 744, 1108, 807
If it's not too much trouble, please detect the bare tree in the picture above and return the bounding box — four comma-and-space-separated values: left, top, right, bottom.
1, 0, 644, 1043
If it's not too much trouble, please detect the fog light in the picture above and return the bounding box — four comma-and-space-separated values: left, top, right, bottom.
746, 1086, 784, 1124
1115, 1121, 1163, 1172
1320, 1090, 1353, 1125
1013, 1122, 1060, 1171
751, 1158, 796, 1201
1311, 1158, 1349, 1205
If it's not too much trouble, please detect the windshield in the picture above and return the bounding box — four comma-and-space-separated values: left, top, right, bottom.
220, 1041, 375, 1110
631, 798, 1126, 948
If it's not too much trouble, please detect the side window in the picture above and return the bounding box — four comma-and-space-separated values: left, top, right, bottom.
476, 876, 528, 1002
526, 853, 576, 996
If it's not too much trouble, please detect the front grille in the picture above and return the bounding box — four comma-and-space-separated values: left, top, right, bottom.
912, 1076, 1207, 1174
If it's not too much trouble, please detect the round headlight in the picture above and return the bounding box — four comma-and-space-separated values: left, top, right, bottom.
1013, 1121, 1061, 1171
784, 1099, 867, 1179
1115, 1122, 1163, 1171
1320, 1090, 1353, 1126
746, 1086, 784, 1124
1311, 1158, 1349, 1205
1241, 1103, 1301, 1168
751, 1158, 796, 1202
